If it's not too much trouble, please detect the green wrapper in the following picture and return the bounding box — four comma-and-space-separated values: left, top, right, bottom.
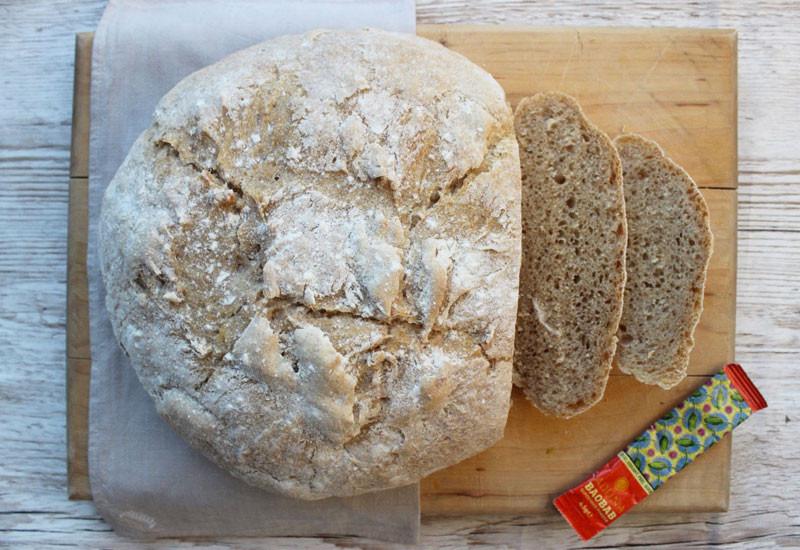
623, 364, 765, 489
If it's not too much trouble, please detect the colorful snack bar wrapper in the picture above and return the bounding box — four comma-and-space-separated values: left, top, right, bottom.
554, 364, 767, 541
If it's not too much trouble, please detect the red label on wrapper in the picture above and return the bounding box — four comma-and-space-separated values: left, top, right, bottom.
554, 453, 651, 541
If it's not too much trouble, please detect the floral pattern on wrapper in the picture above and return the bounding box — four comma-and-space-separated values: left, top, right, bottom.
623, 371, 753, 489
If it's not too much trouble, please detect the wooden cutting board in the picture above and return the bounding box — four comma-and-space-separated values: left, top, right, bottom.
67, 25, 738, 515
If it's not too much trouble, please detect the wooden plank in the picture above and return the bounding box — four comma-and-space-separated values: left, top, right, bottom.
70, 33, 92, 179
68, 25, 737, 514
66, 32, 92, 501
418, 26, 738, 189
66, 357, 91, 500
66, 176, 90, 500
67, 177, 90, 361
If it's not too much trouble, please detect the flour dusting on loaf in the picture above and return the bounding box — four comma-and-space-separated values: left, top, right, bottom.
100, 29, 521, 499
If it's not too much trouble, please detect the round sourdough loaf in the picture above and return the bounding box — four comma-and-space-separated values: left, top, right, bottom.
100, 28, 521, 499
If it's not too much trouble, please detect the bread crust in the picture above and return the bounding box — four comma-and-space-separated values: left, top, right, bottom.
100, 29, 521, 499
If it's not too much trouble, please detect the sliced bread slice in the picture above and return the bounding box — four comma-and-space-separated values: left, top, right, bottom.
513, 93, 627, 418
613, 134, 713, 388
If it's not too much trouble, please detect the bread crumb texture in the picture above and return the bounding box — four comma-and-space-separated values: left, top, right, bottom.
513, 93, 626, 418
614, 134, 713, 389
99, 29, 521, 499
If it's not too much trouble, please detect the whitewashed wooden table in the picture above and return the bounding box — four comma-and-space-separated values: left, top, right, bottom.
1, 1, 798, 548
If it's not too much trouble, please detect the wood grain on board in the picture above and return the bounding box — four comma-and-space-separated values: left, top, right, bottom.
67, 26, 737, 514
69, 33, 92, 179
66, 32, 93, 500
418, 25, 738, 189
